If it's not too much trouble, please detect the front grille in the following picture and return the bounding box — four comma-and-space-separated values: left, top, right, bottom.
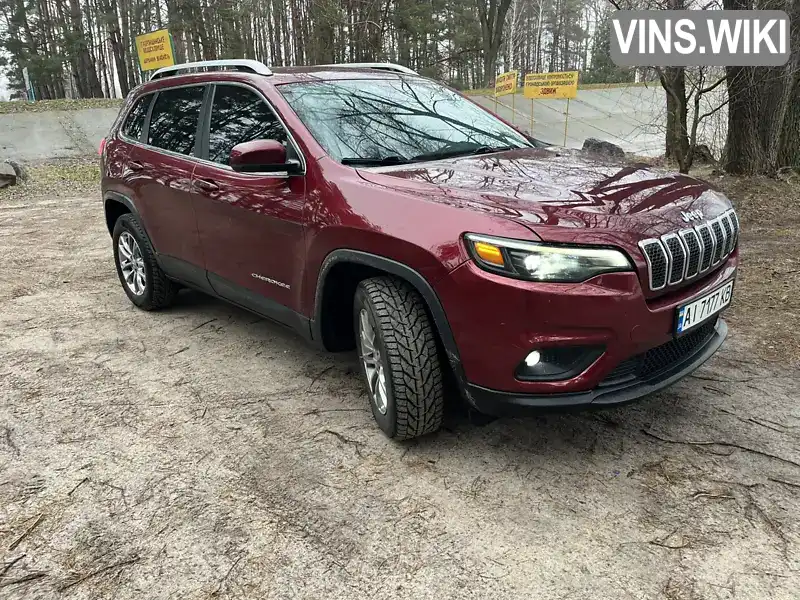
711, 220, 725, 264
638, 209, 738, 292
664, 235, 686, 284
730, 211, 740, 240
680, 229, 701, 278
602, 356, 639, 385
697, 224, 714, 271
721, 215, 735, 255
600, 320, 718, 387
641, 241, 669, 289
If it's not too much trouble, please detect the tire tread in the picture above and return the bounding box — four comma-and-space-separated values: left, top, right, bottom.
360, 276, 444, 439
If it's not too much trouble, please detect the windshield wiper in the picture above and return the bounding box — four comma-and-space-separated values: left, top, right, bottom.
341, 156, 409, 166
341, 145, 516, 166
411, 145, 514, 162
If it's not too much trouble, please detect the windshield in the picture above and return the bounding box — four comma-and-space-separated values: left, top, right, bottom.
278, 77, 533, 164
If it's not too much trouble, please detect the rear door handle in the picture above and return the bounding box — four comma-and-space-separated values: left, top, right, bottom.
193, 178, 219, 192
128, 160, 144, 172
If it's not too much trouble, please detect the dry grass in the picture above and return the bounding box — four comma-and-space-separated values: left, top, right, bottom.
0, 98, 123, 114
0, 158, 100, 204
2, 192, 799, 600
708, 172, 800, 363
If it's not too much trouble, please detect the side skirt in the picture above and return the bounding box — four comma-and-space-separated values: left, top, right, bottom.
159, 255, 214, 293
158, 254, 312, 342
207, 273, 312, 340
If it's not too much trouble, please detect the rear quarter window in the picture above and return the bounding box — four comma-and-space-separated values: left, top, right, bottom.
121, 94, 152, 141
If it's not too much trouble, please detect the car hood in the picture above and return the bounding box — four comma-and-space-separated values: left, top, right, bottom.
356, 147, 733, 244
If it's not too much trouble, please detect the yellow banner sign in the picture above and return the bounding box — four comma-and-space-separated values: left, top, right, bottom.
524, 71, 578, 99
494, 71, 518, 97
135, 29, 175, 71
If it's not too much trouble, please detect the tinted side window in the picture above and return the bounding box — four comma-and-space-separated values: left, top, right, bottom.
207, 85, 287, 165
122, 94, 151, 140
147, 86, 205, 155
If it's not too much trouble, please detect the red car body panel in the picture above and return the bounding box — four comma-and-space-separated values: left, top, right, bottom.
126, 145, 204, 267
355, 150, 735, 300
192, 166, 307, 311
437, 256, 737, 394
101, 67, 737, 414
298, 156, 538, 316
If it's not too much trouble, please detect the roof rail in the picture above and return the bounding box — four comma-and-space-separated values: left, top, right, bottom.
317, 62, 418, 75
150, 59, 273, 80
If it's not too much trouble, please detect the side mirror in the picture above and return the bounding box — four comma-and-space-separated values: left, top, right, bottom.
229, 139, 301, 174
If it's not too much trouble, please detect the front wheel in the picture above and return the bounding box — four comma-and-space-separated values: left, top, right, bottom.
354, 276, 444, 440
112, 213, 177, 310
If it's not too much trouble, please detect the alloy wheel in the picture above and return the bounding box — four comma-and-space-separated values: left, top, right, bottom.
359, 308, 389, 415
118, 231, 147, 296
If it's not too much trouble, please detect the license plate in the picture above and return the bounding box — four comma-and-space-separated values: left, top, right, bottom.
676, 280, 734, 334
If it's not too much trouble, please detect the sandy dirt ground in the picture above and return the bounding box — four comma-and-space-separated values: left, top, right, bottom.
1, 174, 799, 599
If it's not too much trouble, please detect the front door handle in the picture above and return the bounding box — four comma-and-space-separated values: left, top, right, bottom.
193, 178, 219, 192
128, 160, 144, 172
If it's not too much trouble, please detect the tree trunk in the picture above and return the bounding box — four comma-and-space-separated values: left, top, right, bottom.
68, 0, 103, 97
103, 0, 131, 97
476, 0, 513, 86
778, 75, 800, 168
199, 0, 215, 60
777, 6, 800, 168
662, 66, 689, 171
166, 0, 185, 63
722, 0, 800, 174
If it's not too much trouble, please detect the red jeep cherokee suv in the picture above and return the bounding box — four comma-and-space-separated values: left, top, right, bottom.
101, 60, 739, 439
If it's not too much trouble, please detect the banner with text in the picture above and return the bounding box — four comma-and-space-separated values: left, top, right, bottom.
524, 71, 578, 99
135, 29, 175, 71
494, 71, 518, 97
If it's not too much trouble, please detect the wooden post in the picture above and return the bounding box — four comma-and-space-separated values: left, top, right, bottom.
563, 98, 571, 147
494, 93, 498, 114
511, 91, 515, 124
530, 99, 534, 135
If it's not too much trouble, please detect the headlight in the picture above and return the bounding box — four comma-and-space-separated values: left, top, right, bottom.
465, 233, 633, 282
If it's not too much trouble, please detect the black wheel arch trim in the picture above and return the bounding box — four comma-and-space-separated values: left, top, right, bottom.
312, 249, 471, 402
104, 191, 140, 235
104, 191, 162, 262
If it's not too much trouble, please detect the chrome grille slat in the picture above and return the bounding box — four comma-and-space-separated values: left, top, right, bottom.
640, 209, 738, 292
679, 228, 702, 279
663, 234, 687, 285
730, 211, 740, 241
720, 214, 735, 255
639, 239, 669, 290
728, 210, 740, 252
695, 223, 714, 272
710, 219, 725, 265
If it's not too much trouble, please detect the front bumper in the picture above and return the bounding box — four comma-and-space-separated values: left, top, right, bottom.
434, 252, 737, 412
466, 319, 726, 415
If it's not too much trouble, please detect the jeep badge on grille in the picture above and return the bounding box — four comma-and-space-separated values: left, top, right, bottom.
681, 209, 704, 223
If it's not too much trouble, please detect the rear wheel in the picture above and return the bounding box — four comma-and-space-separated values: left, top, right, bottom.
112, 213, 177, 310
354, 276, 444, 439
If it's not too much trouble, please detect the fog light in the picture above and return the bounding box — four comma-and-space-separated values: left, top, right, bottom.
515, 346, 604, 382
525, 350, 541, 367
